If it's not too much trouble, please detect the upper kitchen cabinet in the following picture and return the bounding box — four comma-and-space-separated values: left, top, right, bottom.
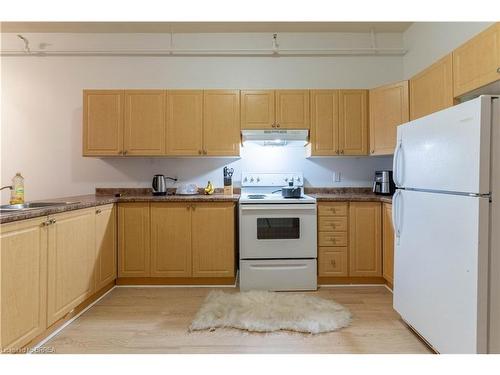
123, 90, 166, 156
410, 54, 454, 121
275, 90, 310, 129
453, 23, 500, 97
83, 90, 124, 156
203, 90, 241, 156
166, 90, 204, 156
240, 90, 275, 129
309, 90, 340, 155
338, 90, 369, 155
369, 81, 409, 155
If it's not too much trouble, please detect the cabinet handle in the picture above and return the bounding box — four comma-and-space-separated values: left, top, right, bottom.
123, 150, 128, 155
198, 150, 202, 155
203, 150, 207, 155
50, 219, 56, 224
330, 260, 336, 267
276, 123, 280, 128
497, 67, 500, 73
41, 220, 51, 227
336, 150, 339, 155
96, 209, 102, 214
371, 149, 375, 154
340, 150, 344, 155
271, 123, 276, 128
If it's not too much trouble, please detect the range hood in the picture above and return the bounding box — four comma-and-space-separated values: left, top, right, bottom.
241, 129, 309, 146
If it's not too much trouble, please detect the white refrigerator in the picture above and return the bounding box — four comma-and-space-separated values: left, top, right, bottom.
393, 95, 500, 354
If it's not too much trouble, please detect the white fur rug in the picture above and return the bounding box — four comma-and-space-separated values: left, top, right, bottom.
189, 290, 352, 334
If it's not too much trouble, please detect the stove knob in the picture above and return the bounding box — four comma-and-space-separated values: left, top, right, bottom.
256, 177, 260, 182
243, 177, 248, 182
284, 177, 288, 182
250, 177, 254, 183
297, 177, 301, 182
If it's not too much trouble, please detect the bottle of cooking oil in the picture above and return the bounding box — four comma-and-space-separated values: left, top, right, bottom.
10, 172, 25, 205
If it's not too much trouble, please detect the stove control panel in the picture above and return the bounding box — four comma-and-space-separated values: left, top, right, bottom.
241, 172, 304, 187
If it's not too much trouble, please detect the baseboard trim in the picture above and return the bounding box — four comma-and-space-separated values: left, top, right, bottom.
318, 276, 386, 285
26, 282, 116, 354
116, 276, 236, 286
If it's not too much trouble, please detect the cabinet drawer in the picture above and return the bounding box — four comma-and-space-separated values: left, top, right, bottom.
318, 203, 348, 216
319, 217, 347, 232
318, 232, 347, 247
318, 248, 348, 277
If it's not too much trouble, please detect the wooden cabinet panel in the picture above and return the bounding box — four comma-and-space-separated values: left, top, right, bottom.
410, 54, 454, 120
47, 208, 95, 326
150, 203, 192, 277
318, 202, 348, 217
453, 23, 500, 97
192, 203, 235, 277
319, 232, 348, 247
83, 90, 124, 156
349, 202, 382, 277
118, 203, 150, 277
309, 90, 339, 155
318, 247, 348, 277
369, 81, 409, 155
275, 90, 310, 129
319, 216, 348, 232
338, 90, 368, 155
0, 218, 48, 351
382, 203, 394, 286
95, 204, 117, 291
166, 90, 203, 156
241, 90, 275, 129
203, 90, 240, 156
124, 90, 166, 155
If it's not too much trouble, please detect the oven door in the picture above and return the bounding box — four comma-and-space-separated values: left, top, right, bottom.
239, 203, 317, 259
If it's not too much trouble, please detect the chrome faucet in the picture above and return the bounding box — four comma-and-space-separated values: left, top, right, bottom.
0, 185, 13, 191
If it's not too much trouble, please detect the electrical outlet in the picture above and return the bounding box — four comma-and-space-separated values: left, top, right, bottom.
333, 171, 341, 183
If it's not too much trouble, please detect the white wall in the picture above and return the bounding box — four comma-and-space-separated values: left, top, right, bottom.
402, 22, 494, 78
1, 32, 403, 202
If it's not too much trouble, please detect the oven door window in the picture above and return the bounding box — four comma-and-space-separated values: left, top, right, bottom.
256, 217, 300, 239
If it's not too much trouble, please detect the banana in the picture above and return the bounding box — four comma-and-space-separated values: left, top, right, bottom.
204, 181, 215, 195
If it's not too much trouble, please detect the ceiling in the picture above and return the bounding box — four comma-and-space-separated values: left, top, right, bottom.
0, 22, 413, 34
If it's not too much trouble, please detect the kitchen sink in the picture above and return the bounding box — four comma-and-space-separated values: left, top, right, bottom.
0, 201, 81, 212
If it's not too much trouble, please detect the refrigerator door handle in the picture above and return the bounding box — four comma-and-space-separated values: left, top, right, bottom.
393, 140, 403, 187
392, 190, 402, 244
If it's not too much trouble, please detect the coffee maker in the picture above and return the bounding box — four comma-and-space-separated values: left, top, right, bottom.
372, 170, 395, 195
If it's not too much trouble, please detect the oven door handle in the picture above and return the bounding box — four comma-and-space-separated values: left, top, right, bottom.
249, 264, 309, 270
240, 205, 316, 211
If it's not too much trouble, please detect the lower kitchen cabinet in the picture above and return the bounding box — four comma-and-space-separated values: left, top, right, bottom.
95, 204, 117, 290
118, 203, 150, 277
0, 217, 48, 351
382, 203, 394, 286
47, 208, 96, 326
150, 203, 192, 277
192, 203, 235, 277
121, 202, 236, 280
318, 247, 348, 277
349, 202, 382, 277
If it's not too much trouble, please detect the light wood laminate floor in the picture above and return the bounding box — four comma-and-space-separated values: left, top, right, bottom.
40, 286, 432, 354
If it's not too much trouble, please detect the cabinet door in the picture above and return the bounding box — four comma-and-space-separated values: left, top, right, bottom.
166, 90, 203, 156
47, 208, 95, 326
241, 90, 275, 129
369, 81, 409, 155
275, 90, 310, 129
453, 23, 500, 97
83, 90, 124, 156
123, 90, 166, 155
150, 203, 192, 277
0, 218, 47, 351
309, 90, 339, 156
118, 203, 150, 277
203, 90, 240, 156
338, 90, 368, 155
95, 204, 117, 291
382, 203, 394, 286
349, 202, 382, 277
191, 203, 235, 278
410, 54, 454, 120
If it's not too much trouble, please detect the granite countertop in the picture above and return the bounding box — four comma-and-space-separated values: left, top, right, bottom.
0, 187, 392, 224
0, 191, 240, 224
304, 188, 393, 204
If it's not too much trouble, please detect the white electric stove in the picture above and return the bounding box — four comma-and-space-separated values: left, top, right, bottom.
239, 172, 317, 291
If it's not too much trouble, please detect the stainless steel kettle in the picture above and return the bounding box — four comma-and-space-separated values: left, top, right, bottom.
152, 175, 177, 196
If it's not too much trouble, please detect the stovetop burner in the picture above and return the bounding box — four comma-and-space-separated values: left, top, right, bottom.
247, 194, 267, 199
